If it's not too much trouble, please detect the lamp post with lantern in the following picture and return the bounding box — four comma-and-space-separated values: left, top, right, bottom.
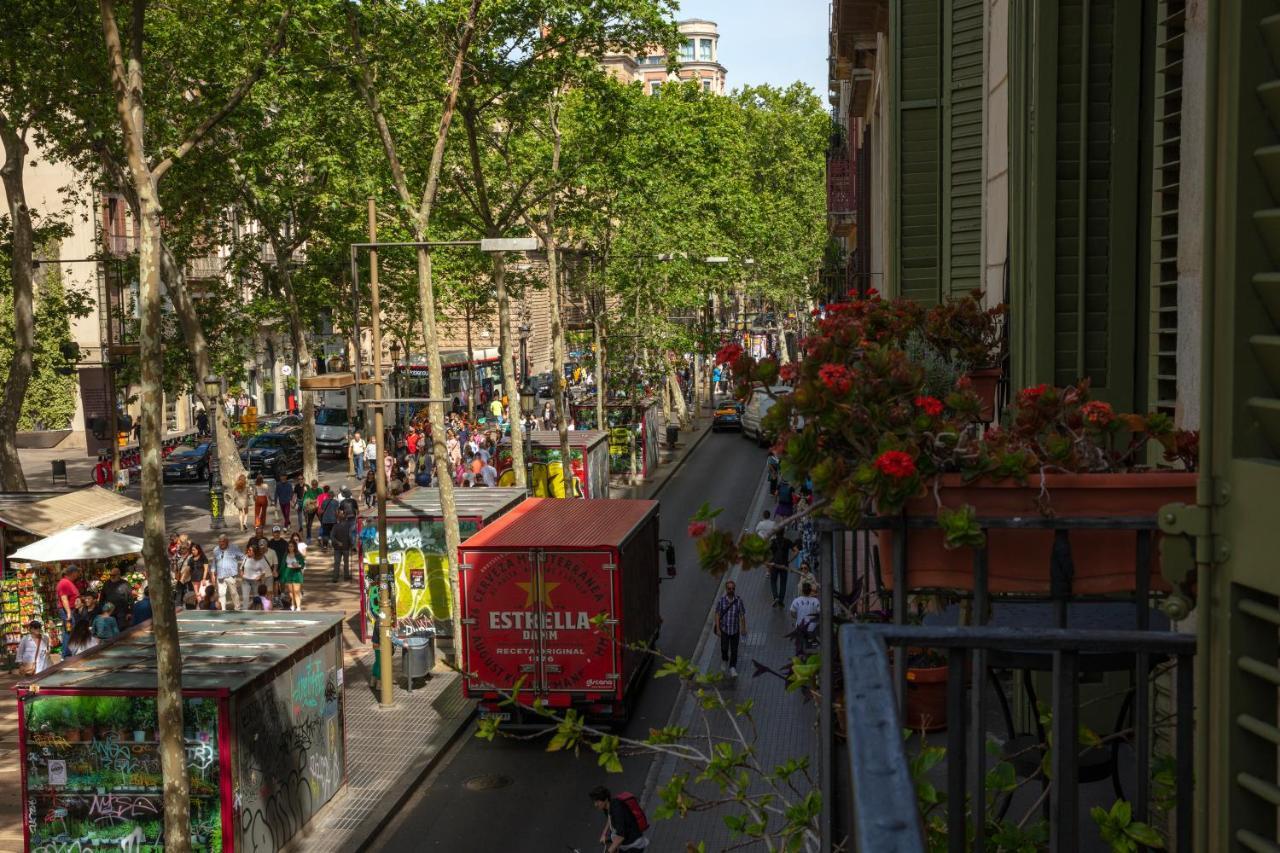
204, 375, 225, 531
389, 340, 401, 428
519, 380, 538, 479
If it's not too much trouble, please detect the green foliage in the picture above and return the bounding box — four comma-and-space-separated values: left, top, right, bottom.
1090, 799, 1166, 852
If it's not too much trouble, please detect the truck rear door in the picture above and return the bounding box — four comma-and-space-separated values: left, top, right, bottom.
462, 549, 618, 702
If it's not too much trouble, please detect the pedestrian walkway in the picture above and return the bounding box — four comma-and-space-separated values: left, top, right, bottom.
282, 652, 472, 853
640, 464, 820, 852
609, 405, 716, 501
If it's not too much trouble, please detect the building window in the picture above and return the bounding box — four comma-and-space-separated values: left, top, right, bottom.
643, 54, 663, 65
679, 39, 694, 61
650, 81, 662, 95
699, 39, 713, 61
703, 78, 712, 92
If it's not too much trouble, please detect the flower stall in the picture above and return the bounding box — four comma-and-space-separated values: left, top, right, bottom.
15, 610, 345, 853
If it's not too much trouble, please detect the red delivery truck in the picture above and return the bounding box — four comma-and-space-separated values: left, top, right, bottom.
459, 498, 675, 723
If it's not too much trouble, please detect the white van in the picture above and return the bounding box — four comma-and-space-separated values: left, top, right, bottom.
741, 385, 790, 446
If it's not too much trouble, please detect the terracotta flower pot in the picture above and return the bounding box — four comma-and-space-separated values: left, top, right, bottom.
904, 664, 949, 731
879, 472, 1196, 595
966, 366, 1002, 422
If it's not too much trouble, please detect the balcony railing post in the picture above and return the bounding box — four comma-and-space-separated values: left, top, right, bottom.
1176, 654, 1194, 851
946, 647, 970, 853
820, 526, 836, 853
1135, 648, 1151, 826
893, 519, 907, 713
1050, 529, 1074, 628
970, 541, 990, 851
1050, 650, 1080, 853
1136, 529, 1152, 630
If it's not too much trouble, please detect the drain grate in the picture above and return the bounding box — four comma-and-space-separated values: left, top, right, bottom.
464, 773, 514, 791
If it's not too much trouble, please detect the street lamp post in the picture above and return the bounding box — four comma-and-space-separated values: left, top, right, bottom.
204, 375, 225, 531
389, 340, 401, 428
517, 323, 532, 386
519, 380, 537, 478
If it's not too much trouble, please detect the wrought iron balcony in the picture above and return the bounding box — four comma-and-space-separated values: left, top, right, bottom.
838, 515, 1196, 851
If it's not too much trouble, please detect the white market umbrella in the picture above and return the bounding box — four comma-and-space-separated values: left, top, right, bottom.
10, 525, 144, 563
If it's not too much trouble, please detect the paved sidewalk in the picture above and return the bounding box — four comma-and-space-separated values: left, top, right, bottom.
641, 464, 821, 852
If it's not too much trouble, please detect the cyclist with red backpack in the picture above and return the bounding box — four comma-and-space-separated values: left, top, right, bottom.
589, 785, 650, 851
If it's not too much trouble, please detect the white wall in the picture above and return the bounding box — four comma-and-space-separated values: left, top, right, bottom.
984, 0, 1010, 305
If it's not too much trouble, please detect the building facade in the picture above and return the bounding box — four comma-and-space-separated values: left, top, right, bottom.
602, 18, 729, 95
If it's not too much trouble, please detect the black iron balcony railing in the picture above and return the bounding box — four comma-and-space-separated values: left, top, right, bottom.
841, 623, 1196, 853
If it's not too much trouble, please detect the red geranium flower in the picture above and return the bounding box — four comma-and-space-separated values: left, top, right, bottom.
1018, 383, 1049, 405
873, 450, 917, 479
914, 395, 944, 417
687, 521, 708, 538
818, 363, 853, 395
714, 343, 744, 366
1081, 400, 1114, 426
779, 362, 798, 383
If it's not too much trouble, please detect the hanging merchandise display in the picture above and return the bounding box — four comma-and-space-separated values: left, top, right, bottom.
1, 562, 42, 666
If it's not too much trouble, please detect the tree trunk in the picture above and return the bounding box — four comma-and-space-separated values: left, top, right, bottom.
277, 248, 317, 482
592, 308, 605, 434
159, 243, 246, 485
540, 101, 572, 493
98, 2, 191, 848
492, 252, 525, 486
0, 120, 34, 491
667, 365, 688, 426
465, 304, 476, 420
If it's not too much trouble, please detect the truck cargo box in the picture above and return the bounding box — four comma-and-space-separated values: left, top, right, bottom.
459, 498, 661, 721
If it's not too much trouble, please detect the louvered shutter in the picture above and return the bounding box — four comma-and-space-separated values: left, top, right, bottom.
1048, 0, 1142, 406
944, 0, 984, 296
896, 0, 942, 303
894, 0, 984, 303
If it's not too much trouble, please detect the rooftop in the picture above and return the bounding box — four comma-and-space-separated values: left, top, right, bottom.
460, 498, 658, 551
17, 610, 343, 693
360, 487, 527, 521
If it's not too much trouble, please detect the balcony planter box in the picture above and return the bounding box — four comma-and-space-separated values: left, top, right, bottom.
965, 366, 1001, 422
879, 472, 1195, 595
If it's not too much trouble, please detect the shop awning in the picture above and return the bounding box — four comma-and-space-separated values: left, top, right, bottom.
0, 486, 142, 537
10, 525, 143, 562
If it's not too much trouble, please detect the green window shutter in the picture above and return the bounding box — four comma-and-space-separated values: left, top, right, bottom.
896, 0, 942, 304
1008, 0, 1142, 407
1147, 0, 1185, 419
894, 0, 984, 304
944, 0, 984, 296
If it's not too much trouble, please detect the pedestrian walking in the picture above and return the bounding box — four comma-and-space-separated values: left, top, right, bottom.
320, 487, 339, 549
188, 543, 210, 600
331, 510, 354, 582
350, 432, 367, 479
275, 475, 294, 530
789, 582, 821, 657
303, 479, 321, 542
768, 528, 795, 608
63, 620, 98, 658
231, 473, 251, 531
281, 539, 306, 611
590, 786, 650, 851
712, 580, 747, 677
754, 509, 777, 540
253, 475, 270, 528
101, 566, 132, 628
212, 534, 245, 610
195, 409, 209, 436
241, 544, 272, 608
363, 469, 377, 507
91, 603, 120, 641
363, 437, 377, 477
55, 566, 80, 656
774, 479, 796, 520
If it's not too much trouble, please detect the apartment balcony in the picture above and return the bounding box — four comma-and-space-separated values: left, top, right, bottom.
837, 515, 1196, 851
185, 254, 225, 280
827, 144, 856, 224
104, 231, 135, 256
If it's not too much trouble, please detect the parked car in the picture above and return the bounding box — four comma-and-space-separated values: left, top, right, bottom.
239, 432, 303, 480
262, 412, 302, 431
162, 442, 212, 482
712, 401, 744, 432
742, 385, 790, 445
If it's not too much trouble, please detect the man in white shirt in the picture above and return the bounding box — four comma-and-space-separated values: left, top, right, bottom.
754, 509, 777, 540
350, 432, 367, 479
17, 620, 50, 674
480, 461, 498, 487
788, 582, 821, 657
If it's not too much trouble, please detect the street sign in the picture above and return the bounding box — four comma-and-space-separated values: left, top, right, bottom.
479, 237, 540, 253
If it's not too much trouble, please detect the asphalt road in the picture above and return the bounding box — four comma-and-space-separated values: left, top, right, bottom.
372, 430, 768, 852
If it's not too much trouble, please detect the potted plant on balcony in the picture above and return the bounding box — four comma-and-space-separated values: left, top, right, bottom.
923, 289, 1006, 421
705, 291, 1198, 596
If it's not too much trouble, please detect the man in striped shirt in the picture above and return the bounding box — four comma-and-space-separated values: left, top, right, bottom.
713, 581, 748, 677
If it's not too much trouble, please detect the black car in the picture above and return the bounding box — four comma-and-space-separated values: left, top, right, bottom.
163, 442, 212, 482
712, 402, 744, 432
239, 432, 304, 480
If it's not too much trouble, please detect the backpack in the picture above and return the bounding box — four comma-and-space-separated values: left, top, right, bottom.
615, 792, 648, 833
